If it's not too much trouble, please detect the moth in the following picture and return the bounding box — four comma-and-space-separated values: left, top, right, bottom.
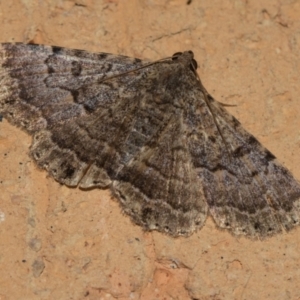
1, 43, 300, 238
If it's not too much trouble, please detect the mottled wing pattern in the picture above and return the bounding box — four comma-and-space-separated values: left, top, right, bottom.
1, 43, 300, 238
113, 109, 208, 236
0, 43, 208, 236
0, 43, 148, 186
186, 89, 300, 237
0, 43, 147, 133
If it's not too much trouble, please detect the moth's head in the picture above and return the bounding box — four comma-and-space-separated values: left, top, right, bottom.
171, 51, 198, 74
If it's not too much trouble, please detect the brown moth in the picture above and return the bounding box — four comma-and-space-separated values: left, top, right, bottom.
1, 43, 300, 238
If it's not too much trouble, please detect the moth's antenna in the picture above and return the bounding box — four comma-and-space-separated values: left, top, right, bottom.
97, 56, 173, 83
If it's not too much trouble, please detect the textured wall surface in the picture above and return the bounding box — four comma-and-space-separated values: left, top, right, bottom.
1, 0, 300, 299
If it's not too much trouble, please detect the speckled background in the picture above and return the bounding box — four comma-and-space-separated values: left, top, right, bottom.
1, 1, 300, 299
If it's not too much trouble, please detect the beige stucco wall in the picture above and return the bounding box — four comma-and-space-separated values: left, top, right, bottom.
1, 1, 300, 299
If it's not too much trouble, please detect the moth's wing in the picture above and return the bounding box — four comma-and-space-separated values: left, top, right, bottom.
0, 43, 147, 132
187, 90, 300, 237
0, 43, 150, 186
112, 113, 208, 236
0, 44, 208, 236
